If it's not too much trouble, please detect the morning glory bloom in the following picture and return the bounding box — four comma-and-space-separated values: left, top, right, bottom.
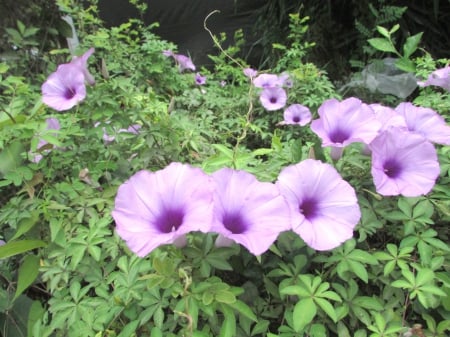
394, 102, 450, 145
277, 159, 361, 251
41, 48, 96, 111
370, 103, 407, 132
259, 87, 287, 111
253, 73, 281, 88
370, 128, 440, 197
162, 50, 174, 57
311, 97, 381, 147
173, 54, 196, 72
211, 168, 291, 256
281, 104, 312, 126
417, 66, 450, 92
112, 162, 215, 257
71, 47, 96, 85
41, 63, 87, 111
31, 117, 61, 163
195, 73, 206, 85
279, 72, 293, 88
95, 122, 141, 143
243, 67, 257, 79
162, 50, 196, 72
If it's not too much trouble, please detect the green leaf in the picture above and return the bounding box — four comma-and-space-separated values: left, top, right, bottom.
228, 300, 257, 322
348, 260, 368, 283
403, 32, 423, 58
376, 26, 391, 38
395, 58, 416, 73
251, 319, 270, 335
391, 280, 412, 289
368, 38, 397, 54
0, 240, 47, 259
315, 298, 337, 322
10, 212, 40, 241
202, 291, 214, 306
27, 300, 44, 337
219, 304, 236, 337
215, 290, 236, 304
415, 268, 434, 286
150, 327, 163, 337
14, 255, 40, 301
117, 320, 139, 337
293, 298, 317, 332
0, 141, 25, 177
280, 285, 308, 297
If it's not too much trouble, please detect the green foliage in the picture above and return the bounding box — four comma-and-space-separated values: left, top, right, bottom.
367, 24, 423, 72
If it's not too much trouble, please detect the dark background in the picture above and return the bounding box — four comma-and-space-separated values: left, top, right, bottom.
1, 0, 449, 80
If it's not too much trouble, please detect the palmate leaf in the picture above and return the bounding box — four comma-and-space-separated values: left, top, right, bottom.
293, 298, 317, 332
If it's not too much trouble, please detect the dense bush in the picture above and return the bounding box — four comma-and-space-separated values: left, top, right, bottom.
0, 1, 449, 337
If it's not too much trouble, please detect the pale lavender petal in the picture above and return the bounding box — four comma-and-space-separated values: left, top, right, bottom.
243, 67, 257, 78
370, 103, 407, 131
195, 73, 206, 85
112, 163, 215, 256
259, 87, 287, 111
31, 117, 61, 162
41, 64, 86, 111
173, 53, 196, 72
253, 74, 281, 88
310, 97, 381, 147
277, 159, 360, 251
279, 72, 293, 88
211, 168, 291, 256
417, 66, 450, 91
162, 50, 174, 57
71, 47, 95, 85
370, 128, 440, 197
282, 104, 312, 125
395, 102, 450, 145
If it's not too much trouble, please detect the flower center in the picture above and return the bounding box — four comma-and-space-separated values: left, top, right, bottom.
269, 97, 277, 104
329, 128, 350, 143
223, 212, 248, 234
299, 198, 319, 220
64, 88, 76, 99
293, 116, 300, 123
383, 159, 402, 178
157, 208, 184, 233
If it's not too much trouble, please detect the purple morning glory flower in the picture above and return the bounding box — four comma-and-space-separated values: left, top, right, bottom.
30, 117, 61, 163
162, 50, 174, 57
394, 102, 450, 145
41, 63, 87, 111
195, 73, 206, 85
279, 72, 293, 88
370, 103, 407, 132
211, 168, 291, 255
173, 53, 196, 72
282, 104, 312, 126
417, 66, 450, 91
253, 73, 281, 88
71, 47, 96, 85
310, 97, 381, 147
277, 159, 360, 251
41, 48, 95, 111
370, 128, 440, 197
95, 122, 141, 143
259, 87, 287, 111
112, 162, 215, 257
243, 67, 257, 79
